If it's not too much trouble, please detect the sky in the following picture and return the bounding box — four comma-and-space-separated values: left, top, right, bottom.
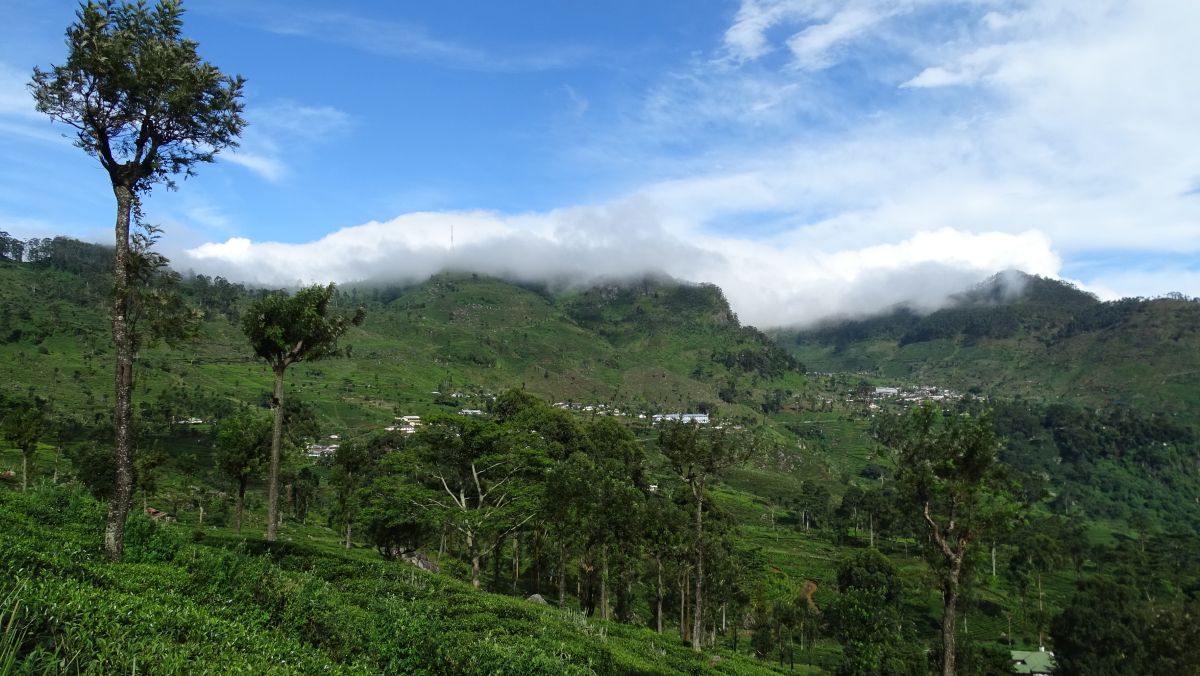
1, 0, 1198, 327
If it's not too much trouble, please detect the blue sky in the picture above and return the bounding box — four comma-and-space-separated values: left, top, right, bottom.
2, 0, 1198, 326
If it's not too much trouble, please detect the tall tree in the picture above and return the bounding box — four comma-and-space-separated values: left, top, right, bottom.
2, 399, 46, 492
243, 284, 363, 541
30, 0, 244, 560
658, 420, 758, 651
876, 403, 1015, 676
826, 549, 923, 675
403, 414, 549, 588
330, 438, 376, 549
214, 411, 271, 534
642, 492, 688, 633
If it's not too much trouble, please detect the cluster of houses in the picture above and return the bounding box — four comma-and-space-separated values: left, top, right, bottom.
651, 413, 710, 424
552, 401, 626, 416
384, 415, 423, 434
866, 385, 962, 405
550, 402, 715, 426
306, 434, 341, 458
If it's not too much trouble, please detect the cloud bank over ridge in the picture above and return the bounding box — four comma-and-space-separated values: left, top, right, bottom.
184, 201, 1062, 328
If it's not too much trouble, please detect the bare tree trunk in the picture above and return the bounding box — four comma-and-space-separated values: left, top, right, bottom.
655, 556, 664, 634
600, 546, 609, 621
680, 569, 689, 641
692, 483, 704, 651
235, 478, 246, 534
941, 567, 961, 676
468, 531, 481, 589
558, 543, 567, 607
266, 366, 285, 542
492, 535, 504, 590
21, 452, 28, 492
105, 184, 135, 562
512, 534, 520, 591
344, 521, 352, 549
533, 528, 542, 594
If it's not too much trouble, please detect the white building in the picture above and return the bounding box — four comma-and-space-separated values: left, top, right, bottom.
652, 413, 710, 424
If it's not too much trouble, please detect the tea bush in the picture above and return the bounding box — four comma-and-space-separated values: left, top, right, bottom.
0, 486, 783, 674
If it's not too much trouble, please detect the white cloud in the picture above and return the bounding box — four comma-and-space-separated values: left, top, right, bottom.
0, 61, 75, 145
228, 4, 587, 72
723, 0, 835, 62
224, 151, 287, 183
184, 200, 1063, 327
786, 7, 886, 70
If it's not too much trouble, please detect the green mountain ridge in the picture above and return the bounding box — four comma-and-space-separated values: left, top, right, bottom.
775, 271, 1200, 416
0, 243, 813, 467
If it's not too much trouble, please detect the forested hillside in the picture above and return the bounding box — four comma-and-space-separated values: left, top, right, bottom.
776, 272, 1200, 415
2, 239, 1198, 674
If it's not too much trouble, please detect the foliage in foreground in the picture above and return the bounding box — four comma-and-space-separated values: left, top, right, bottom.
0, 485, 782, 674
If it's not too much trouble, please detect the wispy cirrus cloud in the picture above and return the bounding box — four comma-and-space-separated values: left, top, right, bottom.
786, 6, 890, 70
0, 62, 39, 120
228, 101, 353, 183
0, 61, 68, 145
224, 4, 590, 72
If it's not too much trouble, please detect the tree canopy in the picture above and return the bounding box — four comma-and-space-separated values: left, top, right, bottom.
30, 0, 245, 194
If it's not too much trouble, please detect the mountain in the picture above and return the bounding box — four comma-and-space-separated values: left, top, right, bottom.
0, 242, 806, 435
775, 271, 1200, 416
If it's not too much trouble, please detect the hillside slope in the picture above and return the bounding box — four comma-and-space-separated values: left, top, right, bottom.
775, 272, 1200, 417
0, 252, 806, 435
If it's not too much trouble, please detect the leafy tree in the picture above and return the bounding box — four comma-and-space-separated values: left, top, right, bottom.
586, 417, 648, 621
30, 0, 244, 560
544, 429, 645, 618
1006, 528, 1062, 644
242, 283, 363, 541
826, 549, 922, 675
876, 403, 1015, 676
329, 438, 376, 549
791, 480, 831, 532
403, 414, 549, 588
133, 441, 166, 511
642, 491, 689, 633
658, 420, 758, 650
1051, 579, 1200, 675
66, 441, 116, 500
361, 467, 433, 561
2, 399, 46, 491
214, 411, 271, 534
292, 466, 320, 524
